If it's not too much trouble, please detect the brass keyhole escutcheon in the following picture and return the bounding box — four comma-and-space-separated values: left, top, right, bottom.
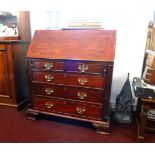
77, 92, 87, 100
45, 75, 54, 82
78, 64, 88, 72
44, 62, 53, 70
45, 88, 54, 95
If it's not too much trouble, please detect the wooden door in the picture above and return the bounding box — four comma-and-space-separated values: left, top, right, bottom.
0, 43, 15, 101
0, 44, 10, 97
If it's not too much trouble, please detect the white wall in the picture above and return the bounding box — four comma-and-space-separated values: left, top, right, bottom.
29, 0, 155, 109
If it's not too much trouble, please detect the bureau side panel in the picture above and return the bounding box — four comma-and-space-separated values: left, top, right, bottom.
102, 62, 114, 118
12, 42, 30, 104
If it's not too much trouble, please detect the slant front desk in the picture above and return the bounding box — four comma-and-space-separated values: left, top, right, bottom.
26, 29, 116, 134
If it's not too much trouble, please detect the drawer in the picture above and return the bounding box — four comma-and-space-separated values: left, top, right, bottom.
32, 72, 66, 84
66, 74, 105, 88
32, 96, 102, 120
32, 83, 104, 103
66, 87, 104, 103
32, 83, 66, 98
32, 60, 64, 71
32, 71, 105, 89
0, 44, 6, 51
66, 62, 106, 74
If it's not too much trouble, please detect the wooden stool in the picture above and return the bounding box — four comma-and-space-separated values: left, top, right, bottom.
137, 98, 155, 140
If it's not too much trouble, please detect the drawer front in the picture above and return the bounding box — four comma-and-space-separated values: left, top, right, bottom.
65, 74, 105, 88
32, 96, 102, 120
32, 60, 64, 71
66, 62, 106, 74
66, 87, 104, 103
32, 71, 105, 88
32, 83, 66, 98
32, 72, 66, 84
32, 83, 104, 103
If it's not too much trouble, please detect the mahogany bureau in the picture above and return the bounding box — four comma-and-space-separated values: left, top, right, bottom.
26, 29, 116, 134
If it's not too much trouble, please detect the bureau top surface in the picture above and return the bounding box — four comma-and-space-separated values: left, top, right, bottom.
26, 29, 116, 62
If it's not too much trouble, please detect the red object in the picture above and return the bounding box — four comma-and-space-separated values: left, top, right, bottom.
26, 29, 116, 134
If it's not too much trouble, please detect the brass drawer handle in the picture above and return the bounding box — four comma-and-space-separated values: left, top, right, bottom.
78, 64, 88, 72
45, 88, 54, 95
44, 62, 53, 70
45, 102, 54, 109
78, 77, 87, 85
45, 75, 54, 82
77, 92, 87, 100
76, 106, 86, 114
